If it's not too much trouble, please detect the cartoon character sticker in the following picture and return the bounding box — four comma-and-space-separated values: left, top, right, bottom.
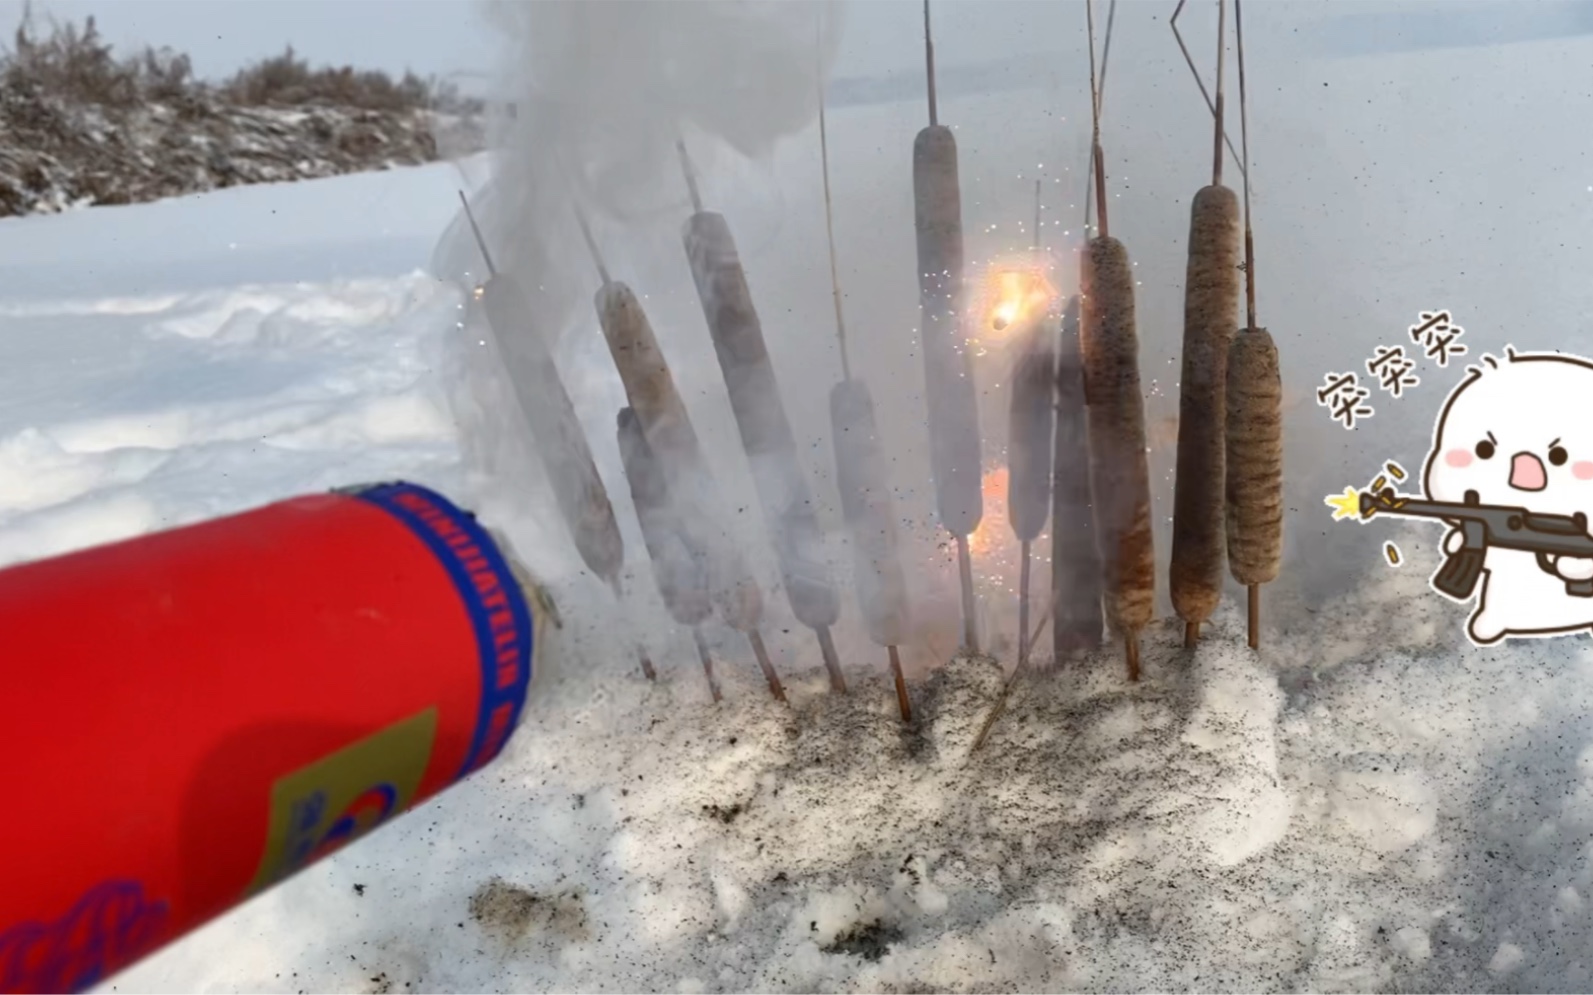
1332, 346, 1593, 645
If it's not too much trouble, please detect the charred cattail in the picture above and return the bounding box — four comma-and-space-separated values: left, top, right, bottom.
1008, 181, 1057, 669
1052, 293, 1105, 656
1008, 322, 1056, 544
913, 124, 984, 543
616, 408, 711, 627
1080, 236, 1155, 680
592, 280, 763, 634
913, 3, 983, 653
480, 276, 625, 587
830, 380, 910, 648
817, 63, 912, 720
677, 142, 845, 692
682, 212, 841, 633
617, 406, 717, 699
1170, 185, 1241, 643
584, 258, 775, 697
462, 192, 652, 681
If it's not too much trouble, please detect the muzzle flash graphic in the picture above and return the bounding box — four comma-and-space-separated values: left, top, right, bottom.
1354, 486, 1593, 601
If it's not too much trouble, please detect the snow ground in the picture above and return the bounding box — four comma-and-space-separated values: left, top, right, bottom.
4, 10, 1593, 992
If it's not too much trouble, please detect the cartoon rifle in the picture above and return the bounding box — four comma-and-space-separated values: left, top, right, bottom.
1359, 487, 1593, 599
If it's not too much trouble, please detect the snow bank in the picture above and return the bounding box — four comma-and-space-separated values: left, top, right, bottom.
101, 551, 1593, 992
0, 269, 465, 569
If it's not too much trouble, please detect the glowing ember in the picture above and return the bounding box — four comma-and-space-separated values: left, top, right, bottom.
967, 466, 1011, 560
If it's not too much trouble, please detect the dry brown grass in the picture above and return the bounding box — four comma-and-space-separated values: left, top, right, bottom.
1, 5, 484, 114
0, 5, 487, 216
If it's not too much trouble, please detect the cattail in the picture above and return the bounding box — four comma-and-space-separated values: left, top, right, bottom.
1225, 0, 1284, 649
1008, 328, 1057, 543
1080, 235, 1155, 680
1225, 326, 1282, 634
578, 211, 781, 700
592, 280, 764, 636
816, 51, 912, 720
1170, 185, 1241, 643
914, 1, 983, 652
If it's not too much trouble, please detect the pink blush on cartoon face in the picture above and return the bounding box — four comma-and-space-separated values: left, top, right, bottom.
1574, 461, 1593, 481
1445, 448, 1474, 468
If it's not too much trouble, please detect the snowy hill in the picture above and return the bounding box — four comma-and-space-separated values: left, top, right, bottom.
0, 17, 482, 218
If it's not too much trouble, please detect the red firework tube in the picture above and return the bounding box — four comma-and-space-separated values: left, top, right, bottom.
0, 481, 549, 994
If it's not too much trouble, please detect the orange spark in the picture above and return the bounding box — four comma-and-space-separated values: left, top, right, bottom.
967, 466, 1011, 560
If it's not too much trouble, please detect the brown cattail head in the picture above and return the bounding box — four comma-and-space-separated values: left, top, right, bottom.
1225, 326, 1283, 586
1079, 237, 1155, 635
1170, 184, 1242, 625
1053, 293, 1105, 654
596, 282, 680, 430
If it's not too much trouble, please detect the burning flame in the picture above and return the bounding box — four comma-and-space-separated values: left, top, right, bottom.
967, 466, 1011, 559
970, 261, 1058, 352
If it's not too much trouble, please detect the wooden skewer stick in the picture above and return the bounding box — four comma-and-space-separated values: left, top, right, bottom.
1169, 0, 1247, 184
1014, 179, 1042, 672
956, 533, 978, 653
1082, 0, 1117, 238
748, 629, 787, 702
923, 0, 938, 127
1017, 540, 1033, 671
458, 189, 497, 277
692, 627, 722, 704
1237, 0, 1256, 336
572, 202, 612, 286
676, 139, 704, 215
889, 645, 912, 723
1237, 0, 1268, 650
1086, 0, 1109, 239
1212, 0, 1228, 188
1249, 582, 1260, 650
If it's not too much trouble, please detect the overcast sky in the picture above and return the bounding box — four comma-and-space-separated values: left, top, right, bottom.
0, 0, 1064, 83
1, 0, 1589, 93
